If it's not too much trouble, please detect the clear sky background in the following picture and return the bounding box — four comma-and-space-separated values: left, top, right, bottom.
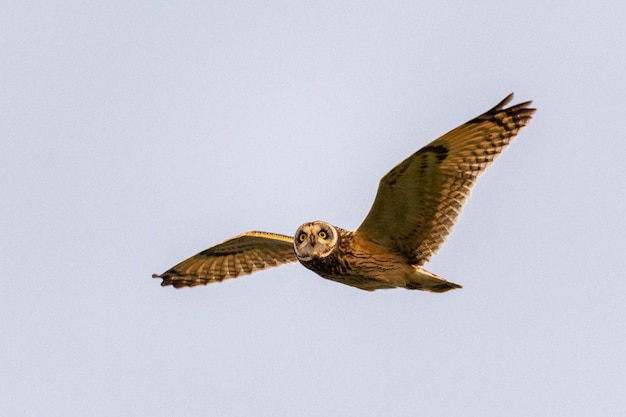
2, 1, 625, 416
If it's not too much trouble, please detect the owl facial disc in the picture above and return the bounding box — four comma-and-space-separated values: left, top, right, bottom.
293, 221, 338, 262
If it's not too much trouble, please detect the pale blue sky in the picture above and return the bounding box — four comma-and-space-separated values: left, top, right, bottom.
2, 1, 625, 416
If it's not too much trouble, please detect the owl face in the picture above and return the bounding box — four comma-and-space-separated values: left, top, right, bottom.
293, 221, 338, 262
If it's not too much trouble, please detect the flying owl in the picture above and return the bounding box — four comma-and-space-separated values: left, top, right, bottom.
153, 93, 535, 292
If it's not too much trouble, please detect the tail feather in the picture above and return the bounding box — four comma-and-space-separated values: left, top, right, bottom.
404, 267, 462, 293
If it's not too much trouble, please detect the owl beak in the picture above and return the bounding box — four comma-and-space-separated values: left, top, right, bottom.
309, 234, 316, 246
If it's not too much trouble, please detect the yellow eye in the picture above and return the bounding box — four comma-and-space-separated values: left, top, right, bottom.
319, 231, 327, 239
298, 233, 307, 242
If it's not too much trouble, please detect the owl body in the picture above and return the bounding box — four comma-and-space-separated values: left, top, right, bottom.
294, 221, 461, 291
153, 94, 535, 293
295, 223, 398, 290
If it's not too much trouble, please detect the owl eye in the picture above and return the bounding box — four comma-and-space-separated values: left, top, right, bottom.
298, 232, 307, 242
319, 231, 327, 239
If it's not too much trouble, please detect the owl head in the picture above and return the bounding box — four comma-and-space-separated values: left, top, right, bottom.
293, 221, 339, 262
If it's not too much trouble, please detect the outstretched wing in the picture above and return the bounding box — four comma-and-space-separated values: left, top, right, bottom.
153, 231, 297, 288
355, 93, 535, 266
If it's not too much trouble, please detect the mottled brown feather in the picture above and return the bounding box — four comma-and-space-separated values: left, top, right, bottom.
153, 231, 297, 287
355, 93, 535, 266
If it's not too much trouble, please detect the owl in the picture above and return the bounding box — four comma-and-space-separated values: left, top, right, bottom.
153, 93, 535, 292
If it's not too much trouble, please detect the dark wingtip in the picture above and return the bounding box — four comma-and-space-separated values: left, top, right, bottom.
495, 92, 515, 110
152, 272, 175, 287
480, 93, 536, 125
493, 92, 532, 111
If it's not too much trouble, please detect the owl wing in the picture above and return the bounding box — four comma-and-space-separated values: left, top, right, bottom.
152, 231, 297, 288
355, 93, 535, 266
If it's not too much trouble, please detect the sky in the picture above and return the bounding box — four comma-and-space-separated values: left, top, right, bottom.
2, 1, 625, 416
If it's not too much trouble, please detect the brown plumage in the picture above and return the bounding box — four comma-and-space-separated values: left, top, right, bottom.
153, 93, 535, 292
153, 232, 297, 288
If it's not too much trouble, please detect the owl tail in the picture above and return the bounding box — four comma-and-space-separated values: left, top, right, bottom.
404, 267, 462, 293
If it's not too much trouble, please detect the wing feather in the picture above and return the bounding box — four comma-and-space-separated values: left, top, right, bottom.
355, 93, 535, 265
153, 231, 297, 288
